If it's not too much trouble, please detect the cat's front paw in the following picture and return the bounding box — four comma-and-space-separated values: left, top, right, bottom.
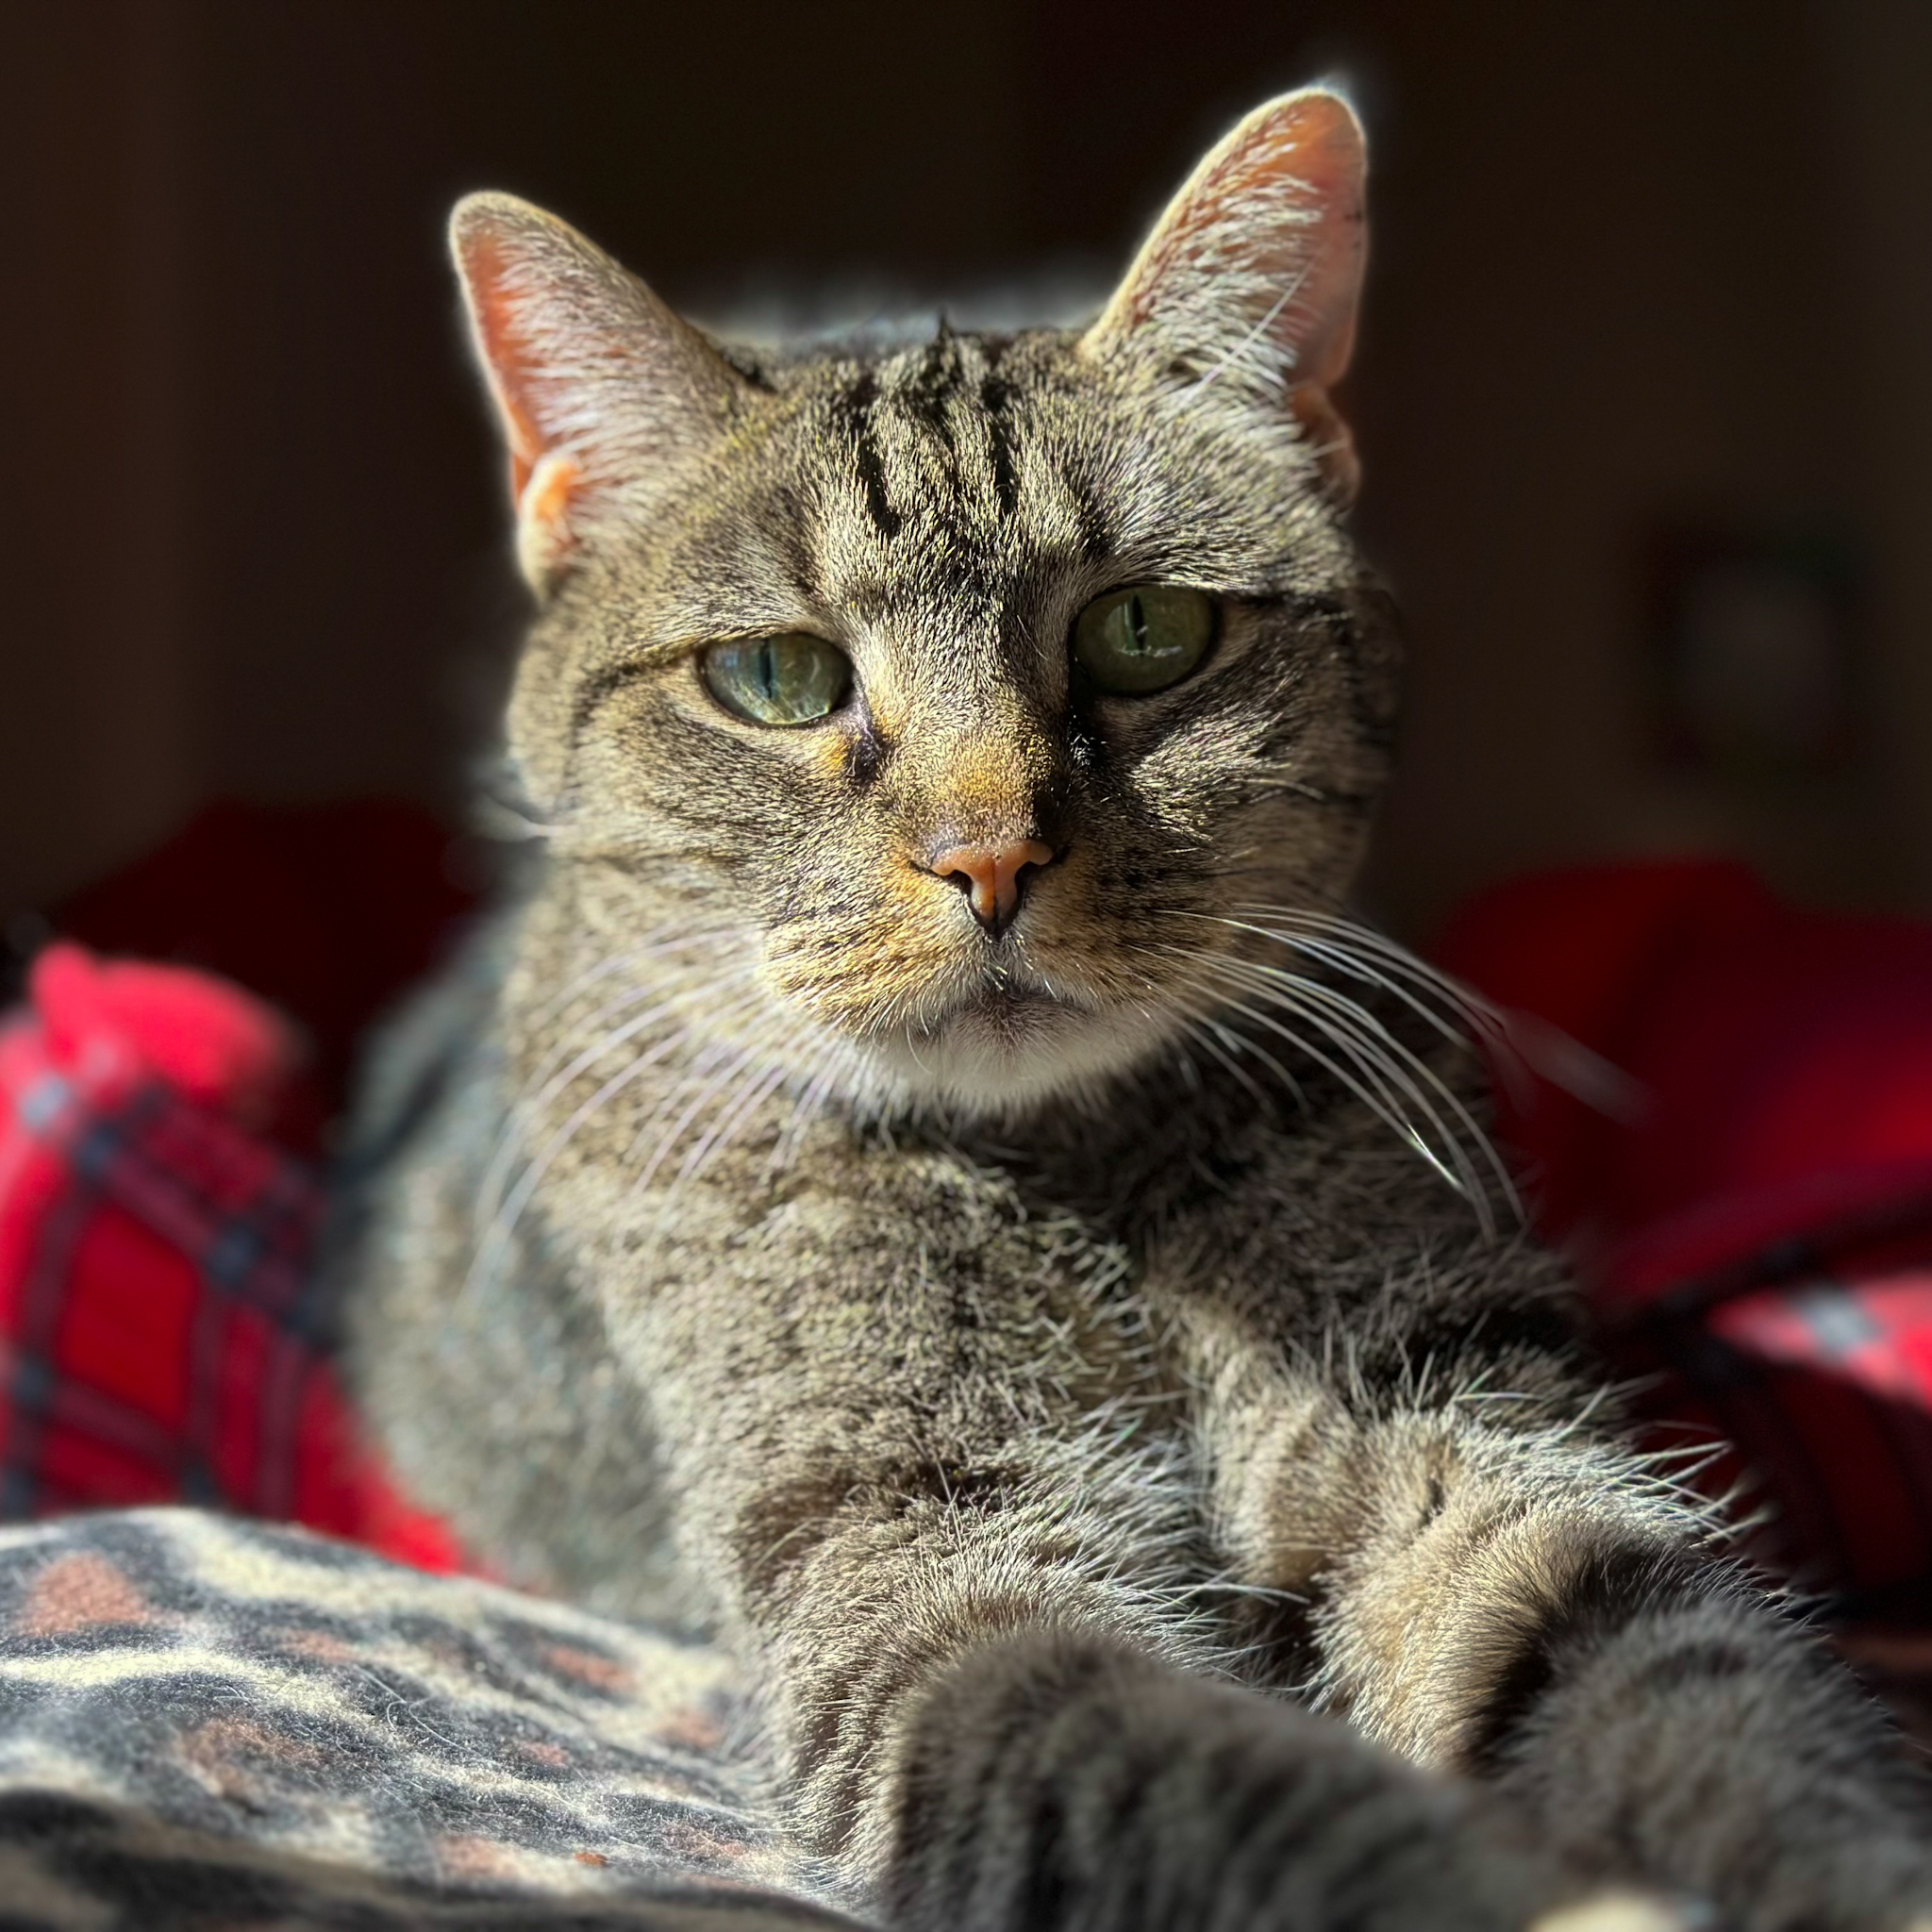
888, 1631, 1601, 1932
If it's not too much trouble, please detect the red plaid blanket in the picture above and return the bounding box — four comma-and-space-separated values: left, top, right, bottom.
0, 941, 460, 1571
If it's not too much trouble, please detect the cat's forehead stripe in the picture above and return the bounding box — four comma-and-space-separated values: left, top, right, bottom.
824, 332, 1024, 551
835, 370, 904, 542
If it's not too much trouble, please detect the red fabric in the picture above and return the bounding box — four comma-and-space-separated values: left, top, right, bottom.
0, 941, 464, 1570
0, 801, 477, 1568
1438, 860, 1932, 1617
1437, 862, 1932, 1300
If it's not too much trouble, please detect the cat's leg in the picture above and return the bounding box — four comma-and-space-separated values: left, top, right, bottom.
709, 1432, 1674, 1932
886, 1623, 1681, 1932
1197, 1339, 1932, 1930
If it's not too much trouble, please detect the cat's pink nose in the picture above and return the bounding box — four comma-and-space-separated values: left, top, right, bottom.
929, 838, 1056, 935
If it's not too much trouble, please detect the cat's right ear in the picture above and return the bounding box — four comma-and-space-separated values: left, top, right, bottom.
450, 192, 750, 588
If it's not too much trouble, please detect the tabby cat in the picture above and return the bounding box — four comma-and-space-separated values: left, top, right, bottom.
345, 91, 1932, 1930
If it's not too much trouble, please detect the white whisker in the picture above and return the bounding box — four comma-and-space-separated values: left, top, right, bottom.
1208, 957, 1506, 1205
468, 979, 771, 1303
1139, 924, 1517, 1237
475, 952, 756, 1232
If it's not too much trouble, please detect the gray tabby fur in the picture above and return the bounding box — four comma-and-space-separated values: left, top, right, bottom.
342, 90, 1932, 1931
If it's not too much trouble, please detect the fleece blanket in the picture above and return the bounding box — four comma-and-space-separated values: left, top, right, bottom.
0, 1507, 850, 1929
1, 1511, 1927, 1931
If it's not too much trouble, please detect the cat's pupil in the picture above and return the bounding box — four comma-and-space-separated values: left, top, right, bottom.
1124, 596, 1149, 656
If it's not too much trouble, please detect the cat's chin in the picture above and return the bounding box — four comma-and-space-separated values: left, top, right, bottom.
862, 987, 1173, 1120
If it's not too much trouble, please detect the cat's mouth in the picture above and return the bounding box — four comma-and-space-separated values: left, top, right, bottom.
923, 979, 1074, 1040
862, 961, 1160, 1114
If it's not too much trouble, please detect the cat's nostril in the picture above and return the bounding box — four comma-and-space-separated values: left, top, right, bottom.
928, 839, 1056, 935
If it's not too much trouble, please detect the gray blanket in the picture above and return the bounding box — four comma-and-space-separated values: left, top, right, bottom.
0, 1508, 858, 1929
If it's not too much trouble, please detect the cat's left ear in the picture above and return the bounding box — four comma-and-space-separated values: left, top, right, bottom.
1082, 89, 1367, 500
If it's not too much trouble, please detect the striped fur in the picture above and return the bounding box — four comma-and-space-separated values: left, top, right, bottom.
342, 91, 1932, 1929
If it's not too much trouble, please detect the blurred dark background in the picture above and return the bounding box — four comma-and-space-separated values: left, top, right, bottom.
7, 0, 1932, 945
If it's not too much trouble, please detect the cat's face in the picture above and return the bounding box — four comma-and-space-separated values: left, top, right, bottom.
459, 91, 1397, 1117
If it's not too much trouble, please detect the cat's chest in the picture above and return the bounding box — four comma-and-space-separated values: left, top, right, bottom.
508, 1087, 1151, 1415
489, 944, 1463, 1369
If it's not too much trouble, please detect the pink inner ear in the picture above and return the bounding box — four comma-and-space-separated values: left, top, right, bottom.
449, 194, 762, 556
1121, 91, 1367, 391
457, 227, 551, 502
523, 454, 579, 528
1266, 98, 1368, 388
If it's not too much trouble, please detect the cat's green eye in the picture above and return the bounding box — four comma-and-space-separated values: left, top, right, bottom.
1073, 585, 1217, 694
700, 633, 853, 726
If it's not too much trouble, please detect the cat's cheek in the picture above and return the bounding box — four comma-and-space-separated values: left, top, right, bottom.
809, 730, 858, 786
